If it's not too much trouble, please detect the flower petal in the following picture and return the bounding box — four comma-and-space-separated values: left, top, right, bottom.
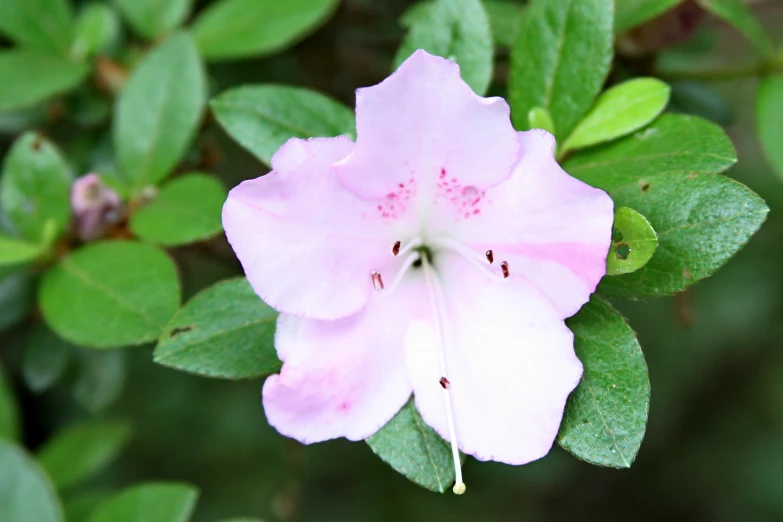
335, 50, 519, 202
223, 136, 407, 320
404, 253, 583, 465
263, 278, 426, 444
444, 130, 614, 318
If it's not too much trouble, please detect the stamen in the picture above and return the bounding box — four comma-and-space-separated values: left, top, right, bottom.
485, 250, 494, 264
501, 261, 510, 278
370, 253, 420, 295
395, 237, 423, 257
392, 241, 401, 256
371, 271, 384, 291
428, 237, 505, 283
422, 259, 466, 495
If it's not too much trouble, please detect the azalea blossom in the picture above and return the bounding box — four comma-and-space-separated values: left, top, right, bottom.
223, 50, 614, 493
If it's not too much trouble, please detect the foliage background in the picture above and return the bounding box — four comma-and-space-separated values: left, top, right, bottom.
1, 0, 782, 520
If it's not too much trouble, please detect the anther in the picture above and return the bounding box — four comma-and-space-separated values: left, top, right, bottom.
501, 261, 510, 278
439, 376, 451, 389
371, 271, 384, 291
485, 250, 494, 264
392, 241, 401, 256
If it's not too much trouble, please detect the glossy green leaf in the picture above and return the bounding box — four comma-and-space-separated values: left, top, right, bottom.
696, 0, 773, 57
606, 207, 658, 276
40, 241, 181, 348
155, 278, 280, 379
0, 440, 63, 522
87, 483, 198, 522
37, 420, 132, 490
0, 268, 36, 332
560, 78, 671, 156
0, 234, 43, 266
23, 323, 72, 393
0, 133, 73, 242
73, 349, 127, 413
211, 85, 355, 167
130, 174, 226, 247
0, 363, 19, 441
484, 0, 525, 48
366, 399, 454, 493
559, 297, 649, 468
615, 0, 684, 31
566, 115, 767, 298
115, 0, 191, 40
0, 50, 89, 111
756, 74, 783, 178
527, 106, 556, 135
0, 0, 74, 56
396, 0, 493, 95
509, 0, 613, 140
114, 33, 206, 191
193, 0, 339, 61
71, 3, 120, 59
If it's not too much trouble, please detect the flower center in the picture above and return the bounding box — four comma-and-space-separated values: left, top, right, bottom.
370, 238, 510, 494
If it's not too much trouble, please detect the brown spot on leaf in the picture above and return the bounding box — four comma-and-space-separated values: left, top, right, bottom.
641, 183, 651, 192
683, 268, 692, 280
169, 325, 193, 337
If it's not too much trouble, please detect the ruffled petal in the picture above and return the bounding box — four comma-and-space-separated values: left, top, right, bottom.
404, 253, 583, 465
262, 277, 427, 443
335, 50, 519, 203
223, 136, 411, 320
441, 130, 614, 318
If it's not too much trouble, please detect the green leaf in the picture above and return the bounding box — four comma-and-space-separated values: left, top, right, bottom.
0, 234, 43, 267
192, 0, 339, 62
565, 115, 768, 298
0, 268, 36, 332
216, 519, 264, 522
0, 133, 73, 242
696, 0, 773, 57
211, 85, 355, 167
0, 440, 63, 522
154, 278, 280, 379
71, 3, 120, 60
0, 363, 19, 441
559, 297, 649, 468
40, 241, 181, 348
0, 0, 74, 56
527, 106, 556, 135
37, 420, 132, 490
73, 349, 127, 413
0, 50, 89, 111
560, 78, 671, 156
366, 399, 455, 493
114, 32, 206, 192
395, 0, 493, 95
756, 74, 783, 178
130, 174, 226, 247
23, 323, 72, 393
115, 0, 191, 40
64, 491, 113, 522
615, 0, 684, 32
87, 483, 198, 522
606, 207, 658, 276
509, 0, 613, 140
483, 0, 525, 48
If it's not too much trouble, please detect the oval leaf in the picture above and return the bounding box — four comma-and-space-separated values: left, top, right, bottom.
130, 174, 226, 246
606, 207, 658, 276
615, 0, 684, 32
366, 399, 455, 493
510, 0, 614, 140
0, 363, 19, 441
560, 78, 671, 156
114, 32, 206, 191
527, 106, 556, 135
756, 74, 783, 178
559, 297, 649, 468
0, 268, 36, 332
0, 440, 63, 522
0, 133, 73, 242
0, 0, 73, 56
0, 50, 89, 111
115, 0, 191, 40
395, 0, 493, 95
23, 323, 72, 393
193, 0, 339, 62
154, 278, 280, 379
37, 420, 132, 490
211, 85, 355, 167
0, 234, 43, 267
86, 483, 198, 522
71, 3, 120, 59
40, 241, 181, 348
696, 0, 773, 57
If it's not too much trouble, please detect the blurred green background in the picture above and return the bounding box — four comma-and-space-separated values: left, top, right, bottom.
2, 0, 783, 520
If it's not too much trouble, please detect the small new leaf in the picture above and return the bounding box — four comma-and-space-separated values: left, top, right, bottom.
756, 74, 783, 178
615, 0, 685, 32
606, 207, 658, 276
527, 107, 556, 135
0, 50, 89, 111
86, 483, 198, 522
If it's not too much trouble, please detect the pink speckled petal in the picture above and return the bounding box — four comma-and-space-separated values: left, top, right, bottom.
223, 136, 411, 321
262, 277, 427, 443
404, 253, 583, 465
445, 130, 614, 318
335, 50, 519, 203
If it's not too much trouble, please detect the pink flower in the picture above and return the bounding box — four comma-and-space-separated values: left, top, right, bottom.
223, 51, 614, 490
71, 174, 123, 241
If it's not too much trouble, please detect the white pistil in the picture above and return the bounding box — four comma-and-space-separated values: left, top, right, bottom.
428, 236, 508, 282
373, 252, 420, 294
421, 257, 465, 495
